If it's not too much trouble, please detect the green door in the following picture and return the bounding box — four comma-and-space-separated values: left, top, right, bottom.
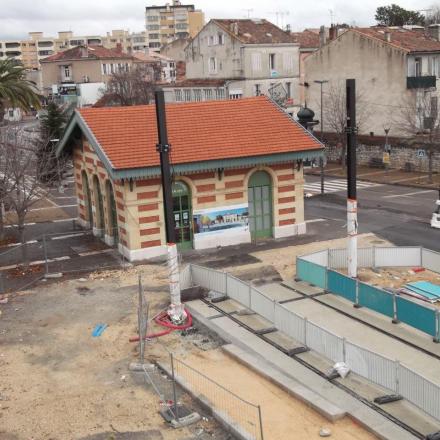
82, 172, 93, 228
93, 176, 105, 237
107, 181, 118, 244
172, 181, 193, 250
248, 171, 273, 239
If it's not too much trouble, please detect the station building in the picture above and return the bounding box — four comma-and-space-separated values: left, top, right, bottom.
57, 96, 324, 261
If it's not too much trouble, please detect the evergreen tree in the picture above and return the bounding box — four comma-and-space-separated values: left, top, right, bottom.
375, 4, 425, 26
37, 102, 67, 183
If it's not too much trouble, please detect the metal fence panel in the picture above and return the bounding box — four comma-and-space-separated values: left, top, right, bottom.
226, 275, 250, 308
329, 248, 347, 269
191, 265, 226, 294
251, 287, 275, 322
375, 247, 421, 267
179, 265, 192, 290
358, 248, 374, 268
296, 258, 327, 289
399, 364, 440, 421
302, 250, 328, 267
396, 296, 437, 337
306, 320, 344, 363
327, 270, 356, 302
422, 248, 440, 274
274, 303, 305, 344
358, 282, 394, 318
345, 342, 396, 391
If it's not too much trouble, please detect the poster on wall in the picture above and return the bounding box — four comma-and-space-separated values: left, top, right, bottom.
193, 203, 249, 236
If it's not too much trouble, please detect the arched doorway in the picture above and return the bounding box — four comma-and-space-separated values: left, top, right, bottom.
172, 181, 193, 249
81, 171, 93, 228
106, 180, 118, 244
92, 175, 105, 237
248, 171, 273, 239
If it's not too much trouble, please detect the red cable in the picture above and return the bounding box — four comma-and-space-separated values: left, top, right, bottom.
129, 307, 192, 342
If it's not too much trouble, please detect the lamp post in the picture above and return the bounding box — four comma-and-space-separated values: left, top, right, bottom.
383, 127, 390, 173
314, 80, 328, 194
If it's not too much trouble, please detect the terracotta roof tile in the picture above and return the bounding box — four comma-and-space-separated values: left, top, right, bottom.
353, 27, 440, 53
290, 30, 320, 49
41, 45, 133, 63
78, 96, 321, 170
213, 19, 298, 45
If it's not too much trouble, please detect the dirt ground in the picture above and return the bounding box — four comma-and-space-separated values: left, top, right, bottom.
0, 233, 385, 440
181, 350, 376, 440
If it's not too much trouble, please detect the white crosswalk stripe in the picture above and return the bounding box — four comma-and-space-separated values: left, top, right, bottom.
304, 179, 381, 195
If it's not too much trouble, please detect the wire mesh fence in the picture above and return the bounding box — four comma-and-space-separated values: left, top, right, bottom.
0, 226, 126, 294
173, 355, 264, 440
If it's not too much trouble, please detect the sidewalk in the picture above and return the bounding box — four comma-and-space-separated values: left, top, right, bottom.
306, 164, 440, 189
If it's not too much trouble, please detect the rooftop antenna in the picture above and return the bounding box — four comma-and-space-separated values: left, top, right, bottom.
242, 8, 253, 18
329, 9, 335, 25
267, 10, 290, 28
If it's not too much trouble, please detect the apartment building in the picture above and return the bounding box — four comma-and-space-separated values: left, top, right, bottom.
0, 29, 147, 70
145, 0, 204, 51
305, 25, 440, 136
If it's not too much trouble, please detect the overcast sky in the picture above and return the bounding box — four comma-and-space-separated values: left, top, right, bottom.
0, 1, 434, 40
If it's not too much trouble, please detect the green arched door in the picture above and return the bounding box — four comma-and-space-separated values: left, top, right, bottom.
106, 181, 118, 244
248, 171, 273, 239
93, 176, 105, 237
172, 181, 193, 249
82, 171, 93, 228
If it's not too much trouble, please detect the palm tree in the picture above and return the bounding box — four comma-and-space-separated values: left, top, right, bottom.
0, 59, 41, 113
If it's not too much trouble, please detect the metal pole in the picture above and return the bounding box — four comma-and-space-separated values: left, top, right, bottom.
257, 405, 264, 440
346, 79, 358, 279
170, 352, 179, 421
155, 89, 176, 244
43, 234, 49, 275
320, 83, 325, 194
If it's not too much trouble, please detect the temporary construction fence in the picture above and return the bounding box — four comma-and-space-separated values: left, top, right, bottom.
0, 227, 126, 294
296, 247, 440, 340
183, 263, 440, 423
135, 274, 264, 440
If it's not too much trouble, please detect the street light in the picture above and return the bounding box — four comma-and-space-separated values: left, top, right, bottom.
314, 80, 328, 194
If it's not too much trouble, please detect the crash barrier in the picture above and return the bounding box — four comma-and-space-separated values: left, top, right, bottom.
186, 263, 440, 422
296, 247, 440, 340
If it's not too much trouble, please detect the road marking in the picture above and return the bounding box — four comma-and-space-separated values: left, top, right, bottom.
390, 174, 429, 183
53, 218, 77, 223
51, 196, 77, 199
51, 232, 86, 240
78, 248, 115, 257
383, 189, 437, 199
305, 218, 326, 224
5, 222, 36, 229
3, 240, 38, 248
304, 179, 380, 195
0, 255, 71, 271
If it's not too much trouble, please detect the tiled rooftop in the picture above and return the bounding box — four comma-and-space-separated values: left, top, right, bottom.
78, 96, 322, 170
41, 45, 133, 62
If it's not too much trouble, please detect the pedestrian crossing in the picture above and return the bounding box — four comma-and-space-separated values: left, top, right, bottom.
304, 179, 381, 196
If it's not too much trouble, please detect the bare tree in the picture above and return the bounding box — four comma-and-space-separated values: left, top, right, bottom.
425, 5, 440, 25
320, 82, 371, 167
97, 64, 161, 107
396, 92, 440, 183
0, 129, 64, 264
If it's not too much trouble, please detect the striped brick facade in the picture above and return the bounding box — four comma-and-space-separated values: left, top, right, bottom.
74, 139, 306, 260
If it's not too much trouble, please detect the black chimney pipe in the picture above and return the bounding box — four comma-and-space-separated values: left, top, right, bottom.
155, 89, 176, 244
346, 79, 356, 199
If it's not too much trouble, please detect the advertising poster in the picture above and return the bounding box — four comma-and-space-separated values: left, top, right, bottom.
193, 203, 249, 236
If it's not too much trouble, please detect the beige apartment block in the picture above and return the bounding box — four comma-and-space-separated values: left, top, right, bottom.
145, 0, 205, 51
56, 96, 323, 261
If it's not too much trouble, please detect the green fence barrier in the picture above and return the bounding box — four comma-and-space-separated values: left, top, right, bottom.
296, 258, 327, 289
396, 296, 437, 337
359, 283, 394, 318
327, 270, 356, 302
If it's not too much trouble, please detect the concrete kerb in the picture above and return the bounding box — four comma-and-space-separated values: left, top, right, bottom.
157, 361, 252, 440
188, 304, 345, 422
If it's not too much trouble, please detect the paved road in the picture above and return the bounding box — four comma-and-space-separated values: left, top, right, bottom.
305, 175, 440, 252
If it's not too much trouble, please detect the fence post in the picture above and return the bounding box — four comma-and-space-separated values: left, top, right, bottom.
224, 271, 228, 296
342, 338, 346, 363
420, 246, 423, 267
249, 283, 252, 309
303, 317, 308, 346
372, 246, 376, 269
434, 310, 440, 343
395, 360, 400, 394
392, 293, 399, 324
170, 353, 179, 422
43, 234, 49, 275
257, 405, 264, 440
354, 280, 361, 308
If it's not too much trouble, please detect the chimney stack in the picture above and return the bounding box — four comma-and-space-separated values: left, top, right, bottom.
116, 42, 123, 53
384, 31, 391, 42
319, 25, 327, 47
428, 24, 440, 41
329, 25, 337, 41
229, 22, 239, 35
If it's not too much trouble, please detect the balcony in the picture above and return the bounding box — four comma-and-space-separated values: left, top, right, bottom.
407, 75, 436, 89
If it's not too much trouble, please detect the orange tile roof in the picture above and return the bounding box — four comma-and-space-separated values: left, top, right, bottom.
77, 96, 322, 170
41, 45, 133, 63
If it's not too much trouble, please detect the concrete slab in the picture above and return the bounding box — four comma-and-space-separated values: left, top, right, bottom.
212, 298, 247, 315
187, 300, 418, 440
262, 330, 304, 353
233, 313, 274, 332
185, 299, 223, 319
254, 283, 303, 302
282, 297, 440, 385
283, 279, 324, 296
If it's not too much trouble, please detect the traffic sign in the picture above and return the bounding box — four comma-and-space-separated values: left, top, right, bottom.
417, 149, 426, 158
383, 152, 390, 164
